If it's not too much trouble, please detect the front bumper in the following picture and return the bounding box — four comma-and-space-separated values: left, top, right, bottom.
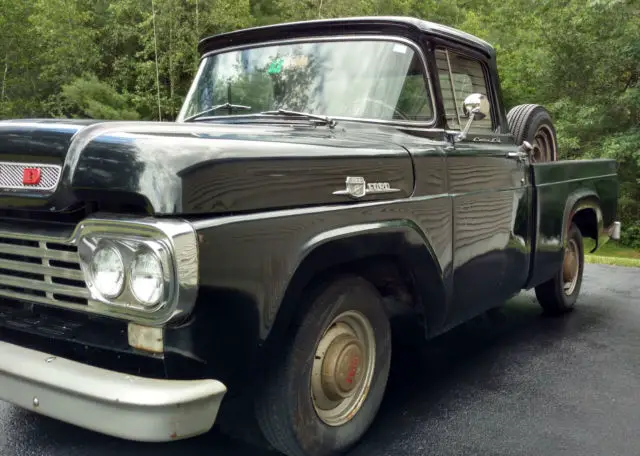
0, 340, 227, 442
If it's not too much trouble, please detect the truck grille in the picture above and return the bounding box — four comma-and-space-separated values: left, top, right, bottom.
0, 235, 89, 308
0, 162, 62, 191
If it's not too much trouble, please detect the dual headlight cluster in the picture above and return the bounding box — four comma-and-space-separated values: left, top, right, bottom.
78, 235, 173, 312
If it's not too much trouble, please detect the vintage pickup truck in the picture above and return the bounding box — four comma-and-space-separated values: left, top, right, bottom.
0, 16, 620, 456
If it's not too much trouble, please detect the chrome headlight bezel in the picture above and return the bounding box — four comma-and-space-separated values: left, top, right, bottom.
129, 245, 167, 308
76, 217, 198, 325
79, 235, 174, 313
87, 240, 126, 300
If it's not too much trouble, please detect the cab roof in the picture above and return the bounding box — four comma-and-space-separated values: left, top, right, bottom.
198, 16, 495, 59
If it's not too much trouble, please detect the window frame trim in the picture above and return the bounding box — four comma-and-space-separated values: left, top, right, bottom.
434, 45, 498, 134
178, 35, 438, 127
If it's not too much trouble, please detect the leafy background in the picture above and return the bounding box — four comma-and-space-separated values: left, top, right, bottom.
0, 0, 638, 247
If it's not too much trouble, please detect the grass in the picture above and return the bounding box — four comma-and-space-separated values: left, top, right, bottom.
584, 238, 640, 267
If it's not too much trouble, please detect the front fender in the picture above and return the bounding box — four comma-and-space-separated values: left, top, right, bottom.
187, 197, 452, 389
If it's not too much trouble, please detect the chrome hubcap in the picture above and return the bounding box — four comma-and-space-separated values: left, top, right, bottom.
311, 311, 376, 426
563, 238, 579, 295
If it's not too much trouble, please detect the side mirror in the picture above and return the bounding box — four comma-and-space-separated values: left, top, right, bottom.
455, 93, 490, 142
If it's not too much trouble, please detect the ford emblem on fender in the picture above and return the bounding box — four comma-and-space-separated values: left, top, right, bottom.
333, 176, 400, 199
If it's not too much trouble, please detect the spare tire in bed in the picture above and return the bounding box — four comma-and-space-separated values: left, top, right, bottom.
507, 104, 558, 162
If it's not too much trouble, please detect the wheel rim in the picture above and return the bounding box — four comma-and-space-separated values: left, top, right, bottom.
311, 310, 376, 427
531, 125, 556, 162
563, 238, 580, 295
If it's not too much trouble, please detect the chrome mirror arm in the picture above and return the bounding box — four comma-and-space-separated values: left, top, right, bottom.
453, 93, 490, 143
454, 108, 480, 143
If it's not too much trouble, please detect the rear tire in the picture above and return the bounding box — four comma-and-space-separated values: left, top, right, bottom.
535, 223, 584, 315
507, 104, 558, 162
255, 275, 392, 456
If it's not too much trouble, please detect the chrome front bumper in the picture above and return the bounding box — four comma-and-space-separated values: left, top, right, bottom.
0, 341, 227, 442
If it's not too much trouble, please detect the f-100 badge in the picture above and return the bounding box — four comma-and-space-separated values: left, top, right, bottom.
333, 176, 401, 198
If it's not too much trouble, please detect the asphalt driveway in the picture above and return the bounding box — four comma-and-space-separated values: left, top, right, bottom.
1, 264, 639, 456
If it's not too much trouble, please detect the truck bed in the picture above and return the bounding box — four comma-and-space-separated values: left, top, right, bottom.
527, 158, 618, 288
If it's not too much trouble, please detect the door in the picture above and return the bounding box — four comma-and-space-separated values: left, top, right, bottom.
435, 48, 532, 327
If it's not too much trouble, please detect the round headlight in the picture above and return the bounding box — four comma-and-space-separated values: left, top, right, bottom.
89, 245, 125, 299
130, 250, 164, 307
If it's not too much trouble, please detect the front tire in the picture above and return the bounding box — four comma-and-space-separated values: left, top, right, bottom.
255, 276, 392, 456
535, 223, 584, 315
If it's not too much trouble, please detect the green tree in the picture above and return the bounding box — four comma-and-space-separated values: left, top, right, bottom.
60, 73, 140, 120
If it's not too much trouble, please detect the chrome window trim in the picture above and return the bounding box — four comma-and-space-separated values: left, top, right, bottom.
443, 49, 462, 128
178, 35, 437, 128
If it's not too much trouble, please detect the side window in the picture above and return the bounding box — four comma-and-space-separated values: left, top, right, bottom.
435, 48, 493, 133
393, 53, 434, 122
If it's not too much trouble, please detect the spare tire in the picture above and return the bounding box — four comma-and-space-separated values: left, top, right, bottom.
507, 104, 558, 162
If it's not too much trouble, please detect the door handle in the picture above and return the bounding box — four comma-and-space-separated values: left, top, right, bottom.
507, 141, 533, 161
507, 151, 528, 161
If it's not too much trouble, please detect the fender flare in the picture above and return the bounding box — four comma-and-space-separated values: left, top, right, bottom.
267, 219, 448, 345
562, 189, 603, 253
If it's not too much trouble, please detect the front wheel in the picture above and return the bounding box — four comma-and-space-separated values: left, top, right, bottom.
535, 223, 584, 315
255, 276, 392, 456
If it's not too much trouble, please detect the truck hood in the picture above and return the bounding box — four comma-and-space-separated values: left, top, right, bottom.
0, 119, 416, 215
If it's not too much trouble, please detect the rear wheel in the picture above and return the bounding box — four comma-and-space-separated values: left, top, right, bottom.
535, 223, 584, 315
255, 276, 391, 456
507, 104, 558, 162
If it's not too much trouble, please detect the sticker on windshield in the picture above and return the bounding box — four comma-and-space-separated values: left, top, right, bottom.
268, 58, 284, 74
392, 43, 407, 54
268, 55, 309, 74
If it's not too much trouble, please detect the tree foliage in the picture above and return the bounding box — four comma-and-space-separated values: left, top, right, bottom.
0, 0, 638, 245
60, 73, 140, 120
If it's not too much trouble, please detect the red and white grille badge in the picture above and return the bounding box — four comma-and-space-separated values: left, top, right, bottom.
22, 167, 42, 186
0, 162, 62, 191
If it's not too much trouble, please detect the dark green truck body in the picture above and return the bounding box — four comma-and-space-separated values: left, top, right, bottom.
0, 15, 619, 451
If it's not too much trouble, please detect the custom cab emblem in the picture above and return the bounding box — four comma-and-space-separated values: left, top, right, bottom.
472, 137, 502, 143
333, 176, 401, 198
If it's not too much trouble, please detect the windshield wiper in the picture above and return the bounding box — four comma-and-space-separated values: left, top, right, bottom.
260, 109, 337, 128
183, 103, 252, 122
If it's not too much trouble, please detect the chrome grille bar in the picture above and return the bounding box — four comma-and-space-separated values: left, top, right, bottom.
0, 273, 89, 298
0, 289, 90, 312
0, 258, 84, 280
0, 243, 78, 262
0, 233, 89, 308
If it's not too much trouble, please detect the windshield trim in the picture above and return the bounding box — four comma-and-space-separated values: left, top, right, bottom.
177, 35, 437, 128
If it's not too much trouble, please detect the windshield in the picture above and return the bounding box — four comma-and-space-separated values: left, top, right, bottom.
178, 39, 434, 123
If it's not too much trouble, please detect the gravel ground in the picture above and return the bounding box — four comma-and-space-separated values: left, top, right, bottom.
1, 264, 639, 456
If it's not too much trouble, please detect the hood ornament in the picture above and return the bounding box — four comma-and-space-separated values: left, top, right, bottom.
333, 176, 401, 199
